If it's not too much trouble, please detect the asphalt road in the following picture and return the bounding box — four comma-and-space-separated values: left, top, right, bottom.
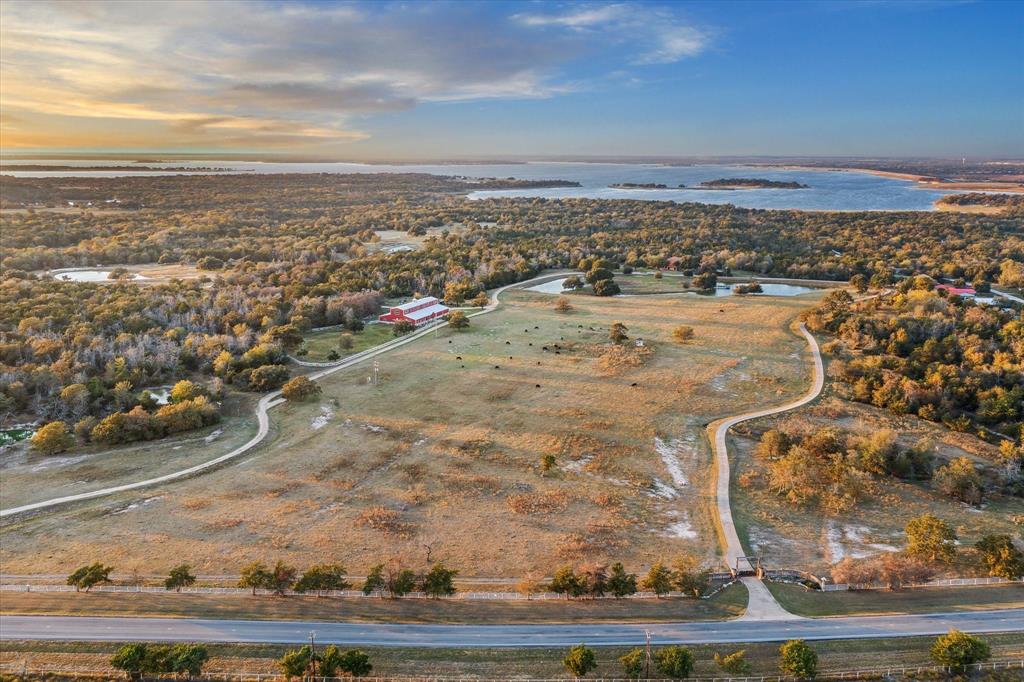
2, 610, 1022, 647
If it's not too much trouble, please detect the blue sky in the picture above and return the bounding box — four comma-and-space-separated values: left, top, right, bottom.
2, 0, 1021, 158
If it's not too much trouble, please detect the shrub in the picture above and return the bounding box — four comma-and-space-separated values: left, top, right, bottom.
30, 420, 74, 454
672, 325, 694, 343
974, 535, 1024, 579
593, 279, 621, 296
446, 310, 470, 329
620, 648, 645, 677
931, 629, 991, 667
393, 320, 415, 336
281, 376, 322, 402
715, 649, 752, 674
563, 643, 597, 678
905, 513, 957, 563
778, 639, 817, 678
164, 564, 196, 592
655, 645, 694, 679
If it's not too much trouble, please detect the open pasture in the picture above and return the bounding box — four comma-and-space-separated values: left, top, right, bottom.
0, 290, 817, 576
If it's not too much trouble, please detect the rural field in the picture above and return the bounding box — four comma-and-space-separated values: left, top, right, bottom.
729, 394, 1024, 573
0, 289, 818, 576
3, 633, 1022, 678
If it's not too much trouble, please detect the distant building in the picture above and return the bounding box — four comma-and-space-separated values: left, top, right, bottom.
379, 296, 450, 326
936, 284, 976, 297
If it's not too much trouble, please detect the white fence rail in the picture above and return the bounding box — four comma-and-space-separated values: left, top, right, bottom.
2, 660, 1022, 681
818, 575, 1021, 592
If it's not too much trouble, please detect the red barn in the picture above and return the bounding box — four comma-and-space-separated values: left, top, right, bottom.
936, 284, 976, 297
379, 296, 450, 326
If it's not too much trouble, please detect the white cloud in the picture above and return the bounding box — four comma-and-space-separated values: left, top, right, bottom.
0, 0, 712, 150
514, 3, 710, 65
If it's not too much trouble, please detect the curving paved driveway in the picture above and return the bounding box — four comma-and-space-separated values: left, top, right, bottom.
0, 273, 571, 519
708, 323, 824, 619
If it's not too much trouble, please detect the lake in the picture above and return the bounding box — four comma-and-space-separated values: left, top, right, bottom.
1, 160, 954, 211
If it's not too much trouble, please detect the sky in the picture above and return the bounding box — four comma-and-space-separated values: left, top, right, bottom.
1, 0, 1022, 159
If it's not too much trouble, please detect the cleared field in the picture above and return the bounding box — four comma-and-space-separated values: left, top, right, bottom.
0, 393, 261, 510
299, 323, 394, 362
767, 582, 1024, 617
3, 633, 1023, 677
0, 583, 746, 623
729, 395, 1024, 572
0, 290, 817, 576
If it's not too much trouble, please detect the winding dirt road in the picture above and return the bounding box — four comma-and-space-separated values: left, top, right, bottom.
0, 274, 567, 518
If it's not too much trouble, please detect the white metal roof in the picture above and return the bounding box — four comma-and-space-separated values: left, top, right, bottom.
404, 303, 449, 321
392, 296, 440, 312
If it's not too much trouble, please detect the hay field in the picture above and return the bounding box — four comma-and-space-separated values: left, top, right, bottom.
1, 290, 817, 576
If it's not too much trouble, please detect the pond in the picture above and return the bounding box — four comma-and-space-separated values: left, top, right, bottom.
48, 269, 148, 282
525, 277, 819, 297
0, 426, 36, 447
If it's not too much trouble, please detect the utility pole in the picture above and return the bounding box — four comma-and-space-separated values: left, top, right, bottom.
644, 629, 652, 679
372, 360, 380, 386
309, 630, 317, 678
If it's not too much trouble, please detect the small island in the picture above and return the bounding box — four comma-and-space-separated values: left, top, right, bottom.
697, 178, 809, 190
457, 176, 581, 189
609, 182, 670, 189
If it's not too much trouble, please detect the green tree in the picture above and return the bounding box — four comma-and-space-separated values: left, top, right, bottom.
280, 375, 322, 402
363, 563, 386, 596
294, 564, 351, 595
278, 644, 315, 679
421, 562, 458, 598
671, 555, 709, 598
384, 563, 417, 598
593, 279, 621, 296
905, 513, 957, 563
238, 561, 272, 595
563, 643, 597, 679
393, 320, 415, 336
562, 275, 585, 290
584, 267, 614, 284
974, 535, 1024, 579
167, 643, 209, 678
849, 273, 869, 293
549, 566, 586, 599
607, 562, 638, 598
655, 645, 694, 679
933, 456, 984, 505
930, 629, 991, 668
169, 379, 206, 404
30, 420, 74, 455
164, 564, 196, 592
321, 646, 373, 677
778, 639, 818, 679
110, 642, 148, 680
641, 561, 674, 597
66, 562, 113, 592
446, 310, 470, 329
714, 649, 752, 675
619, 647, 645, 678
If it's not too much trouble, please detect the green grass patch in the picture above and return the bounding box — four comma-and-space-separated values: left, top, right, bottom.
299, 323, 394, 361
767, 581, 1024, 617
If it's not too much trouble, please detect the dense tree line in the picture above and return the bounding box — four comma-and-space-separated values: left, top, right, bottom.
3, 173, 1021, 447
806, 281, 1023, 448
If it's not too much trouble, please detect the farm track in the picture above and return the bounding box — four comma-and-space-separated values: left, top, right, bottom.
0, 273, 572, 519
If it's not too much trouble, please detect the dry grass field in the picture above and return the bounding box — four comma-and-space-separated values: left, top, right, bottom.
0, 290, 817, 576
729, 395, 1024, 573
3, 633, 1023, 678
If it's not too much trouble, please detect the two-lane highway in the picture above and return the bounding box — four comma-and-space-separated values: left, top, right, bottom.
2, 610, 1022, 647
